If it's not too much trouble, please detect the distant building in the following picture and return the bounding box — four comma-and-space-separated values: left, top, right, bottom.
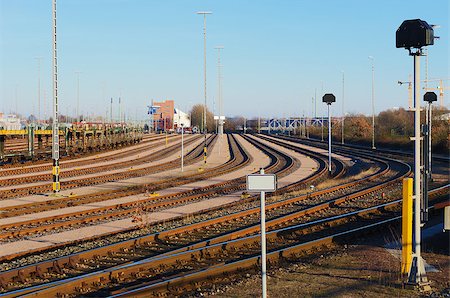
151, 100, 174, 132
174, 108, 191, 128
148, 100, 192, 132
0, 113, 22, 130
437, 113, 450, 121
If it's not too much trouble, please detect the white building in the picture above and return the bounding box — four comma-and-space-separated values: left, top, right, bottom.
173, 108, 191, 128
0, 113, 22, 130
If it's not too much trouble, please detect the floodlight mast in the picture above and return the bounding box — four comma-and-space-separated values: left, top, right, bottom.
396, 18, 434, 288
196, 11, 212, 164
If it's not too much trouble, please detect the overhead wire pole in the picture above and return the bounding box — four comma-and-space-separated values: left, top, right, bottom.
196, 11, 212, 165
369, 56, 376, 149
35, 57, 43, 124
75, 71, 81, 122
51, 0, 60, 193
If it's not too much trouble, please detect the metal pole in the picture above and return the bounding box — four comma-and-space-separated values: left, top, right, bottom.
76, 71, 80, 122
216, 46, 224, 136
314, 89, 317, 118
36, 57, 42, 124
369, 56, 376, 149
51, 0, 60, 193
110, 98, 113, 124
428, 102, 432, 179
328, 104, 332, 173
197, 12, 211, 164
341, 71, 345, 144
181, 124, 184, 172
408, 52, 427, 284
260, 167, 267, 298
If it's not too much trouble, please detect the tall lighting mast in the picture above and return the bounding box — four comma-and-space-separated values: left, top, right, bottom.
196, 11, 212, 164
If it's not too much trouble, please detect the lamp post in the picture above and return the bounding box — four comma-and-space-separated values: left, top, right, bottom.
196, 11, 212, 165
322, 93, 336, 174
396, 18, 435, 287
368, 56, 376, 149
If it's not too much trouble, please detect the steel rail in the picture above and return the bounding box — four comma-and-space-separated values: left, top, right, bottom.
12, 183, 447, 298
0, 135, 209, 201
0, 135, 249, 240
0, 134, 171, 177
0, 137, 394, 294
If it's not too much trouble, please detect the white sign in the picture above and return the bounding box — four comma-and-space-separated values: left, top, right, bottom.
214, 116, 219, 120
246, 174, 277, 192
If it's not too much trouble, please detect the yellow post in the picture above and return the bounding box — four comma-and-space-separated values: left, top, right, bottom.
402, 178, 413, 275
165, 133, 168, 146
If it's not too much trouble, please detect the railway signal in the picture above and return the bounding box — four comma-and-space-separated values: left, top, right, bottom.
423, 91, 437, 182
396, 18, 435, 288
322, 93, 335, 174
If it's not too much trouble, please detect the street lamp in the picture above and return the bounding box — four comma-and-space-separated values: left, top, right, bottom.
322, 93, 335, 174
368, 56, 376, 149
396, 18, 435, 287
196, 11, 212, 165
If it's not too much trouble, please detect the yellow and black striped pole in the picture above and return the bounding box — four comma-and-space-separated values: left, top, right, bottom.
52, 159, 60, 192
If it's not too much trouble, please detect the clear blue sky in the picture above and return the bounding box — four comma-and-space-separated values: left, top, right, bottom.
1, 0, 449, 121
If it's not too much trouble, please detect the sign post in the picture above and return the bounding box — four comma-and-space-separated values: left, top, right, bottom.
247, 168, 277, 298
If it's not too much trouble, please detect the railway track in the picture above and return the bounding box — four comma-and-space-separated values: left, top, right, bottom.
1, 130, 144, 166
0, 135, 198, 188
106, 187, 448, 298
0, 134, 248, 240
6, 169, 445, 297
0, 134, 170, 177
0, 133, 304, 290
0, 133, 300, 247
0, 133, 418, 296
0, 135, 206, 200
